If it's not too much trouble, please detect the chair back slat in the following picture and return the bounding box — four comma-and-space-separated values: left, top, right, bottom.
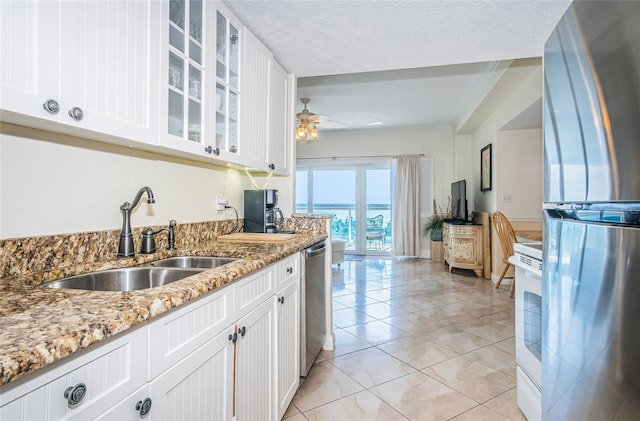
493, 212, 517, 262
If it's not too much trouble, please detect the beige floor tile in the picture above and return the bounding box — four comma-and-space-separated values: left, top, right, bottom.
465, 343, 517, 377
332, 308, 376, 328
354, 301, 409, 319
494, 336, 516, 357
331, 301, 349, 311
382, 312, 446, 334
316, 328, 372, 361
303, 390, 407, 421
455, 319, 515, 342
333, 293, 380, 307
421, 326, 495, 354
283, 413, 308, 421
370, 372, 477, 421
377, 336, 460, 370
331, 347, 416, 388
343, 320, 412, 345
292, 360, 364, 412
450, 405, 509, 420
422, 356, 516, 403
483, 387, 527, 421
283, 402, 301, 418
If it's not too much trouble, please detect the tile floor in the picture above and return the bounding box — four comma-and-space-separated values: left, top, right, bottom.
285, 257, 526, 421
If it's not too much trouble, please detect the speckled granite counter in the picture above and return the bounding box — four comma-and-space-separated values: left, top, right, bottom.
0, 232, 327, 387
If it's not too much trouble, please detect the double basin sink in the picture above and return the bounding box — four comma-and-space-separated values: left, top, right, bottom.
41, 256, 237, 292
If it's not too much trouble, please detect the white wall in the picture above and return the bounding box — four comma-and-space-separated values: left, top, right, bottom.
496, 128, 543, 219
0, 123, 293, 239
470, 67, 543, 214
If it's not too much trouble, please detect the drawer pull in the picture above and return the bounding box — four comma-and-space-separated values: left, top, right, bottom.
278, 296, 285, 304
286, 267, 293, 274
42, 99, 60, 114
239, 326, 246, 337
64, 383, 87, 408
136, 397, 152, 417
68, 106, 84, 121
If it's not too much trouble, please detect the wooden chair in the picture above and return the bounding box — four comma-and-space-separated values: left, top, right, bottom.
493, 211, 517, 297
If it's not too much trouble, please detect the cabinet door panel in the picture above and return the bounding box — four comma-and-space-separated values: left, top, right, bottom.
59, 0, 158, 142
151, 328, 234, 421
276, 279, 300, 419
235, 298, 274, 421
268, 60, 290, 174
0, 0, 60, 121
239, 28, 270, 166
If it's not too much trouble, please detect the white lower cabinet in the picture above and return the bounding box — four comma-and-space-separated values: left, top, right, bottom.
0, 254, 302, 421
275, 278, 300, 419
150, 328, 235, 420
0, 326, 147, 421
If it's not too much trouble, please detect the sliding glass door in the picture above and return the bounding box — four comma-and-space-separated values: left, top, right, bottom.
296, 160, 391, 255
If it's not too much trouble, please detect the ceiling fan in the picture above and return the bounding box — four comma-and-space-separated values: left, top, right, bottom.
295, 98, 345, 142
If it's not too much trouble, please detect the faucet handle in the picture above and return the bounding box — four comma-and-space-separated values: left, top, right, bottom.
167, 220, 177, 250
140, 227, 157, 254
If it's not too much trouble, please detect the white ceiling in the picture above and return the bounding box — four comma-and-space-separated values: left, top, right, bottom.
223, 0, 572, 133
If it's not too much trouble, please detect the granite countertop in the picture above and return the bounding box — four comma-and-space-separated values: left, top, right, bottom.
0, 233, 326, 387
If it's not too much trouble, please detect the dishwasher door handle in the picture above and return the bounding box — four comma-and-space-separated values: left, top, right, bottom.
305, 243, 326, 258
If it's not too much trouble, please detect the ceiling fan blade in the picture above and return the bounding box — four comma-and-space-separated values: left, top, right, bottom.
321, 120, 347, 129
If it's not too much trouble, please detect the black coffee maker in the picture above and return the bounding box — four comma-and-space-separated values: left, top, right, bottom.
243, 189, 284, 233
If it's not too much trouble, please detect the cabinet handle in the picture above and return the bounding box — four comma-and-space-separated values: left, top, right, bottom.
231, 33, 238, 45
228, 332, 238, 343
135, 398, 152, 417
269, 163, 275, 170
64, 383, 87, 408
68, 106, 84, 121
42, 99, 60, 114
213, 147, 220, 156
278, 296, 285, 304
239, 326, 246, 337
204, 145, 213, 154
286, 267, 293, 274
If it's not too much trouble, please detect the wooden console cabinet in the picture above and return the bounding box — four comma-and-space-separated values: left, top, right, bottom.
443, 222, 484, 277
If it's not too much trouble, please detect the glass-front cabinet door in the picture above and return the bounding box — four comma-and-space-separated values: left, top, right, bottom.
163, 0, 206, 154
214, 9, 240, 155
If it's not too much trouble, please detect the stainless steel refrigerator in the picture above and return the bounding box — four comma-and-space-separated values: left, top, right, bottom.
543, 1, 640, 419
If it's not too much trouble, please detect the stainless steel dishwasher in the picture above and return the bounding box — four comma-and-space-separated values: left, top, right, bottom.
300, 241, 326, 377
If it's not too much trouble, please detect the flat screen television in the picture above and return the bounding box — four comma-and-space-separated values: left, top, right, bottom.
450, 180, 467, 221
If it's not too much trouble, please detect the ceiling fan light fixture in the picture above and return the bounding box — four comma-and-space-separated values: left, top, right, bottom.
295, 98, 320, 142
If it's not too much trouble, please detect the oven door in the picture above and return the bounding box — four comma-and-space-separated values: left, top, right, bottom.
514, 264, 542, 389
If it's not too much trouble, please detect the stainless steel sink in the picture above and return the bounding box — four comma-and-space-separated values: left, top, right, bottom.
41, 267, 205, 291
145, 256, 237, 269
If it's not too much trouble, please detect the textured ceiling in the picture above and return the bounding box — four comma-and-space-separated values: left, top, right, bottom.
223, 0, 571, 133
223, 0, 571, 77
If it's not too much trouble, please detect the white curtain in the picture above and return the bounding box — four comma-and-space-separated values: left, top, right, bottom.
392, 155, 421, 256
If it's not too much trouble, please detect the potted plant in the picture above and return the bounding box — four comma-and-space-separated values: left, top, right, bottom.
425, 198, 450, 263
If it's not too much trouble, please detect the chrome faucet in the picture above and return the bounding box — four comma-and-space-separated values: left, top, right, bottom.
118, 187, 155, 257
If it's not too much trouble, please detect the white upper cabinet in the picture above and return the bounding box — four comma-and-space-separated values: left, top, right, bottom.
0, 0, 159, 146
240, 28, 292, 175
268, 61, 292, 175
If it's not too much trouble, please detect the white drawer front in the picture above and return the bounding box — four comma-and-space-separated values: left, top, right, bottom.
276, 254, 300, 290
0, 326, 147, 421
234, 267, 275, 319
148, 287, 233, 379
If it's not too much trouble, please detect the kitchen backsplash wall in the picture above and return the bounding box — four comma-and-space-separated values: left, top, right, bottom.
0, 217, 326, 280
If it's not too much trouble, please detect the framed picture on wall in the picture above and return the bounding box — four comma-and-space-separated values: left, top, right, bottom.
481, 144, 492, 191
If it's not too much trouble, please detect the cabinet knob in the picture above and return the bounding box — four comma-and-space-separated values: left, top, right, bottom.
42, 99, 60, 114
64, 383, 87, 408
286, 267, 293, 274
239, 326, 246, 337
269, 163, 275, 170
228, 332, 238, 343
68, 106, 84, 121
136, 397, 152, 417
213, 147, 220, 156
278, 296, 285, 304
204, 145, 213, 154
